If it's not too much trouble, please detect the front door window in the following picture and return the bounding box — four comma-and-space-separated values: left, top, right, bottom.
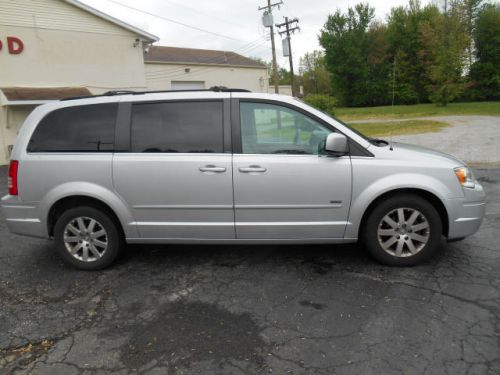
240, 102, 331, 155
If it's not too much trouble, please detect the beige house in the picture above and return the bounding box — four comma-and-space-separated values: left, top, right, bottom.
0, 0, 158, 165
145, 46, 268, 93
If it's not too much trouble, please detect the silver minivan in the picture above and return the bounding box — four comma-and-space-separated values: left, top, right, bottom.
1, 88, 486, 269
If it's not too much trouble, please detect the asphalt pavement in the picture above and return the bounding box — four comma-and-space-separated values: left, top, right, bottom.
1, 166, 499, 375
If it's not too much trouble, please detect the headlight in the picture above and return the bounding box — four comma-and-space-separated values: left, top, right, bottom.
454, 166, 475, 188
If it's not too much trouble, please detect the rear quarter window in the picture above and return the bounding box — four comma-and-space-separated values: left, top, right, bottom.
27, 103, 117, 152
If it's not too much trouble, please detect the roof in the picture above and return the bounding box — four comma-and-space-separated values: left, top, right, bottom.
0, 87, 92, 105
144, 46, 267, 68
63, 0, 159, 42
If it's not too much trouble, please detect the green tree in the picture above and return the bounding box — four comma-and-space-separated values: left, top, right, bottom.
320, 3, 390, 106
316, 0, 494, 106
386, 1, 440, 104
265, 62, 299, 86
253, 59, 301, 88
299, 51, 332, 95
468, 3, 500, 100
420, 1, 469, 105
366, 22, 392, 105
462, 0, 484, 70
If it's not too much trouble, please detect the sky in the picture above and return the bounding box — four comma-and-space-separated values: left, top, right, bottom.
80, 0, 430, 70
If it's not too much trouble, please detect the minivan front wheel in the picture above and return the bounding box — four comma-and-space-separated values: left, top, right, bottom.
54, 206, 123, 270
361, 194, 442, 266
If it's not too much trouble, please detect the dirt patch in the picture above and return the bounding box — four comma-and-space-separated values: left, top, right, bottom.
0, 340, 53, 372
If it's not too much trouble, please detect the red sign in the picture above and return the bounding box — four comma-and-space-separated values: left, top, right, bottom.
0, 36, 24, 54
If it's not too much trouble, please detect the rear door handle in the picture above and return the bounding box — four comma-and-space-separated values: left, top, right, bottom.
199, 165, 227, 173
238, 165, 267, 173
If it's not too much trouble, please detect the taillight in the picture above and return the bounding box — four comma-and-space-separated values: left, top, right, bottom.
8, 160, 19, 196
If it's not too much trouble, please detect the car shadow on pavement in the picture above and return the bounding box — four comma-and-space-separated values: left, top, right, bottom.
16, 237, 454, 275
116, 240, 451, 272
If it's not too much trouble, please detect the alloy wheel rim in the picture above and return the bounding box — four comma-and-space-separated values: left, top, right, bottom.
377, 207, 430, 258
63, 217, 108, 262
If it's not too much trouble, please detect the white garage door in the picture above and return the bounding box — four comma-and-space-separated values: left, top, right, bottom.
171, 81, 205, 90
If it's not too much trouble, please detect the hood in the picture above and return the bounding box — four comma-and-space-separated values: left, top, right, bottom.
386, 142, 466, 167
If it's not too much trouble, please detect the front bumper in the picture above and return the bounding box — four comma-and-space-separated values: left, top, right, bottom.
1, 195, 47, 238
446, 182, 486, 240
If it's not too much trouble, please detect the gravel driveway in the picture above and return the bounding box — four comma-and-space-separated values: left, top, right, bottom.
352, 116, 500, 166
1, 165, 500, 374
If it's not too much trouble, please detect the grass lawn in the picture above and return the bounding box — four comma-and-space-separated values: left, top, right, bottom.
349, 120, 450, 137
335, 101, 500, 122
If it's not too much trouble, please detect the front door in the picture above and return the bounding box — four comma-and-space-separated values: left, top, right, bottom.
232, 101, 352, 239
113, 99, 235, 239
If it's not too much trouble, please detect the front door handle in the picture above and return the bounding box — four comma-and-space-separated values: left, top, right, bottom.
238, 165, 267, 173
199, 165, 226, 173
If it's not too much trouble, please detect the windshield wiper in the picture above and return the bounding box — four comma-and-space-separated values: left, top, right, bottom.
369, 138, 389, 146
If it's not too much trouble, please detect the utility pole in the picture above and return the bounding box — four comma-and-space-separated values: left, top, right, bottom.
276, 17, 299, 97
259, 0, 282, 94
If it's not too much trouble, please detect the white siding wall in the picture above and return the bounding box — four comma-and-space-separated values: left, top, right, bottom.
0, 0, 150, 91
0, 24, 148, 92
0, 0, 151, 164
145, 63, 269, 93
0, 0, 135, 36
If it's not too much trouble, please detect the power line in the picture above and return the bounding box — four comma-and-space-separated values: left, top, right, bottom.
145, 45, 270, 82
145, 42, 269, 81
146, 55, 270, 83
144, 38, 268, 79
145, 37, 266, 76
102, 0, 253, 44
161, 0, 243, 29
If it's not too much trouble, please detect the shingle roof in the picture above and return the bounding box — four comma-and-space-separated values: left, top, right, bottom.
1, 87, 92, 101
144, 46, 266, 68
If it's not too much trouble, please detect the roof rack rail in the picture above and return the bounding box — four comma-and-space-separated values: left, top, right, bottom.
61, 86, 251, 101
209, 86, 251, 92
102, 90, 136, 96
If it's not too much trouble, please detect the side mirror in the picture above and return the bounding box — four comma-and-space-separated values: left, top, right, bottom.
323, 133, 349, 156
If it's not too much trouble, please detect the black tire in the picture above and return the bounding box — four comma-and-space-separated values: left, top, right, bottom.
54, 206, 123, 270
361, 194, 442, 266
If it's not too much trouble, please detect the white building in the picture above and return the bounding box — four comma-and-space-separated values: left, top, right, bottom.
0, 0, 269, 165
145, 46, 268, 92
0, 0, 158, 165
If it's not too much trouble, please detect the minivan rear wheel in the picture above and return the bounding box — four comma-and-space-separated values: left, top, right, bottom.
54, 206, 123, 270
361, 194, 442, 266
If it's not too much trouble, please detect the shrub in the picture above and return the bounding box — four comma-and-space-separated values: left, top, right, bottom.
303, 94, 337, 115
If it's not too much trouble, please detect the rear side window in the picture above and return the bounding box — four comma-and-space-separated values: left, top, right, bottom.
131, 101, 223, 153
28, 104, 117, 152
